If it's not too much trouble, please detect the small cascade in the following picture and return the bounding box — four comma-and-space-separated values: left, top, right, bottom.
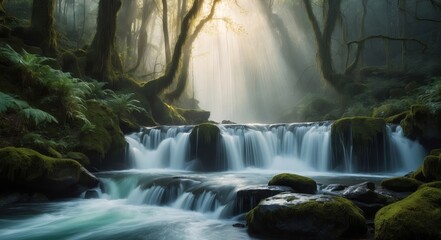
125, 122, 426, 173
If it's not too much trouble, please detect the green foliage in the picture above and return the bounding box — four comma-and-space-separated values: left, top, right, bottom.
105, 92, 146, 117
0, 91, 58, 126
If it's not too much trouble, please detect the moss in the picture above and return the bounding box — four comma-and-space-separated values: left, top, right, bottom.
246, 194, 366, 239
385, 111, 409, 124
381, 177, 423, 192
65, 152, 90, 167
75, 100, 126, 169
401, 105, 441, 146
331, 117, 387, 172
423, 155, 441, 181
430, 149, 441, 157
419, 181, 441, 190
374, 187, 441, 240
410, 165, 427, 182
268, 173, 317, 194
0, 147, 80, 182
176, 108, 210, 125
189, 123, 221, 171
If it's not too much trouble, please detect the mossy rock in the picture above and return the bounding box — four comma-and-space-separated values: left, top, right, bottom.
268, 173, 317, 194
65, 152, 90, 167
189, 123, 221, 171
0, 147, 98, 198
385, 111, 409, 124
75, 100, 126, 170
423, 155, 441, 181
331, 117, 387, 172
381, 177, 423, 192
246, 193, 367, 240
430, 149, 441, 157
410, 165, 426, 182
176, 108, 210, 125
374, 186, 441, 240
401, 105, 441, 148
419, 181, 441, 190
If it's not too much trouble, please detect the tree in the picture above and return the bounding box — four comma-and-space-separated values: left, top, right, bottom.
162, 0, 171, 64
302, 0, 342, 89
85, 0, 122, 83
29, 0, 57, 56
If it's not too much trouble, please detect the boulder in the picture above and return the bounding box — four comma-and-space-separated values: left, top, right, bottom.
0, 147, 99, 198
246, 193, 367, 240
381, 177, 423, 192
268, 173, 317, 194
75, 100, 127, 170
235, 185, 292, 214
342, 182, 387, 204
423, 155, 441, 181
322, 183, 347, 193
401, 105, 441, 149
375, 186, 441, 240
331, 117, 388, 172
84, 190, 99, 199
189, 123, 222, 171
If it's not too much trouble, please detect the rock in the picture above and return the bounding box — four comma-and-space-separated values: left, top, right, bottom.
430, 149, 441, 157
401, 105, 441, 149
385, 111, 409, 124
381, 177, 423, 192
246, 193, 367, 240
66, 152, 90, 166
423, 155, 441, 181
84, 190, 99, 199
235, 185, 292, 214
322, 183, 347, 192
268, 173, 317, 194
375, 185, 441, 240
75, 100, 127, 170
189, 123, 222, 171
342, 182, 387, 204
232, 223, 245, 228
331, 117, 388, 172
0, 147, 99, 198
29, 193, 48, 203
176, 108, 210, 125
420, 181, 441, 190
409, 165, 427, 182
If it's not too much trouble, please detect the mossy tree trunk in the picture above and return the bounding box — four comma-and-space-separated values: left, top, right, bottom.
162, 0, 171, 64
130, 0, 154, 73
142, 0, 204, 98
302, 0, 342, 89
117, 0, 136, 65
85, 0, 122, 83
166, 0, 220, 100
29, 0, 57, 56
0, 0, 5, 16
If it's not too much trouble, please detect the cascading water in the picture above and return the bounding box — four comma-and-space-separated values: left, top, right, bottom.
126, 123, 425, 174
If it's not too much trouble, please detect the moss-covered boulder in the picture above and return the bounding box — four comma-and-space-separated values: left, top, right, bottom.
331, 117, 387, 172
246, 193, 367, 240
423, 155, 441, 181
0, 147, 98, 198
189, 123, 221, 171
268, 173, 317, 194
176, 108, 210, 125
385, 111, 409, 124
75, 100, 126, 170
410, 165, 427, 182
381, 177, 423, 192
430, 149, 441, 157
401, 105, 441, 148
235, 185, 293, 214
374, 186, 441, 240
420, 181, 441, 190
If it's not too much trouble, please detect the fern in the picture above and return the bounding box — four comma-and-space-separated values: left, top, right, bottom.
106, 93, 146, 116
20, 108, 58, 125
0, 92, 28, 112
0, 91, 58, 126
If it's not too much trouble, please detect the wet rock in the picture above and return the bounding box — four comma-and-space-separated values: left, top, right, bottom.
246, 193, 367, 240
189, 123, 222, 171
322, 183, 347, 192
342, 182, 387, 204
423, 155, 441, 181
84, 190, 99, 199
268, 173, 317, 194
232, 223, 245, 228
235, 185, 292, 214
381, 177, 423, 192
375, 185, 441, 240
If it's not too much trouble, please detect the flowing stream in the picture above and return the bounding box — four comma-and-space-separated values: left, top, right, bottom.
0, 123, 426, 240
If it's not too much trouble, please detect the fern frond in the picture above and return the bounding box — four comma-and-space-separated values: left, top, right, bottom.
20, 108, 59, 125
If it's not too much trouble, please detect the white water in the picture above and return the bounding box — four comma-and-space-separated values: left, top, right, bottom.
126, 123, 426, 174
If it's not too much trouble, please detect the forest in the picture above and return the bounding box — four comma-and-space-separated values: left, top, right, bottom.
0, 0, 441, 239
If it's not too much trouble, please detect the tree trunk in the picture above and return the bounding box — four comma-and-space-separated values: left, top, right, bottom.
0, 0, 5, 16
303, 0, 342, 89
130, 0, 154, 73
166, 0, 220, 100
29, 0, 57, 56
162, 0, 171, 64
399, 0, 408, 71
85, 0, 122, 83
142, 0, 204, 98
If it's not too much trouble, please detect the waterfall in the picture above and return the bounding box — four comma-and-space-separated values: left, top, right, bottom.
125, 123, 425, 173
